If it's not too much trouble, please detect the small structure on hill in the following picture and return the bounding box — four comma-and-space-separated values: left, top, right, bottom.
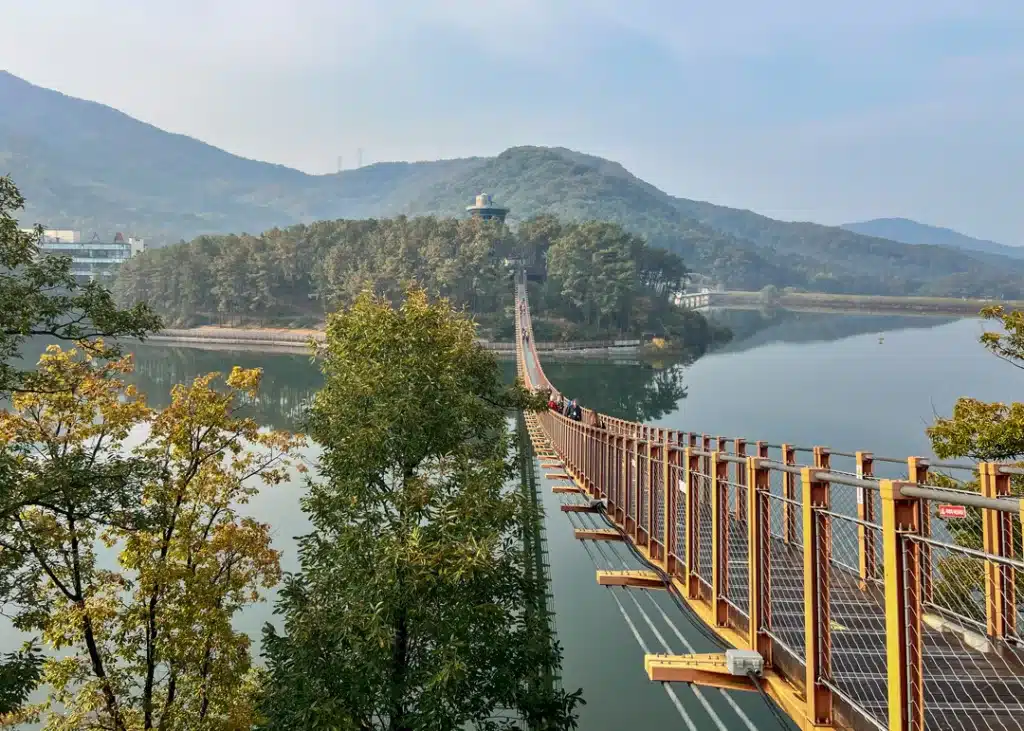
466, 193, 509, 222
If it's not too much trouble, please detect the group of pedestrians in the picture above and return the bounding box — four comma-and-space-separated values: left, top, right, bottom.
546, 395, 603, 430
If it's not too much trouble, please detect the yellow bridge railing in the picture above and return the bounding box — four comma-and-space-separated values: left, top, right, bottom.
513, 281, 1024, 731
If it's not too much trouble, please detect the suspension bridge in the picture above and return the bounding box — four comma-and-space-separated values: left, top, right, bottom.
514, 278, 1024, 731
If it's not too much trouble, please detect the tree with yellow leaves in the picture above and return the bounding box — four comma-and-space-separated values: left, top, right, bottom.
0, 344, 304, 730
0, 176, 161, 716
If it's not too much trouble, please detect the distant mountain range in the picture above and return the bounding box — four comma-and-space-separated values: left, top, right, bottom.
841, 217, 1023, 262
2, 70, 1024, 299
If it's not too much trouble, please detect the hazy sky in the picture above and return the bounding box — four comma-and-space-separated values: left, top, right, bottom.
2, 0, 1022, 242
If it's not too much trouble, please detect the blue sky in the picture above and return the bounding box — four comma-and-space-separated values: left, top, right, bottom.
2, 0, 1022, 242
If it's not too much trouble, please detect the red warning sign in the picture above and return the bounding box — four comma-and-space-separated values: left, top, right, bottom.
938, 504, 967, 519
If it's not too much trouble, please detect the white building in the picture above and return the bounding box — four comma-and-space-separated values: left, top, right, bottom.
22, 229, 145, 281
38, 229, 82, 244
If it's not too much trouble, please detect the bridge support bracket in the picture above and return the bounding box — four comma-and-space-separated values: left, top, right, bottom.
596, 570, 664, 589
561, 503, 599, 513
552, 485, 583, 495
574, 528, 622, 542
645, 651, 764, 691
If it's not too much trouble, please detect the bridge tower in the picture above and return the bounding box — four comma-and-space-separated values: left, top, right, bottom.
466, 193, 509, 223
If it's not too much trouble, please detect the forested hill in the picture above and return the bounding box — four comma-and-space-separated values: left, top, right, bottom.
6, 71, 1024, 298
841, 218, 1024, 261
113, 214, 725, 350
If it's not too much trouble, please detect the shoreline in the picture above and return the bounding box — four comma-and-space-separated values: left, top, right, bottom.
145, 328, 642, 355
718, 291, 1017, 315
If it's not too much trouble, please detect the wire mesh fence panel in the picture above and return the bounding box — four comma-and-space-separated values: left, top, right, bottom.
758, 489, 772, 629
638, 450, 649, 534
652, 453, 665, 550
695, 468, 713, 587
724, 478, 750, 618
612, 441, 623, 509
764, 491, 806, 664
672, 460, 686, 568
818, 511, 889, 728
767, 468, 803, 549
828, 483, 861, 523
622, 446, 630, 520
829, 497, 864, 581
909, 534, 1024, 731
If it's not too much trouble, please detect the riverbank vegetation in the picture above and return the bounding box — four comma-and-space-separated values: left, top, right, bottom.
739, 289, 1024, 315
113, 213, 725, 352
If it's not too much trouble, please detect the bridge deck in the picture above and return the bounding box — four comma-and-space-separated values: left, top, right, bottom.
698, 506, 1024, 731
516, 280, 1024, 731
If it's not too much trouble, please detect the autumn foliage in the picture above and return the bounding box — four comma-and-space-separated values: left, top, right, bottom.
0, 345, 304, 730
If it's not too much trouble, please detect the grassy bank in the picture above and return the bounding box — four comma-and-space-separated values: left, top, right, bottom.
723, 291, 1020, 315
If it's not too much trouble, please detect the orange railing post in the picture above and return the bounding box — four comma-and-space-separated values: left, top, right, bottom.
881, 480, 925, 731
663, 438, 675, 573
981, 462, 1016, 638
734, 438, 747, 521
801, 466, 832, 726
907, 456, 932, 603
747, 456, 772, 662
856, 450, 876, 590
644, 437, 654, 549
711, 451, 729, 627
782, 444, 796, 545
622, 436, 630, 536
813, 446, 830, 471
684, 446, 699, 599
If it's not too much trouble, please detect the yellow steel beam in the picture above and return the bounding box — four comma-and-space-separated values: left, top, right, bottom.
574, 528, 622, 541
561, 503, 598, 513
645, 653, 756, 692
545, 474, 573, 480
596, 570, 665, 589
551, 485, 582, 494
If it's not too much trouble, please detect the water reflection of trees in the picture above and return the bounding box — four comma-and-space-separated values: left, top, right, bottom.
522, 358, 688, 422
124, 346, 683, 431
128, 344, 322, 431
708, 308, 958, 354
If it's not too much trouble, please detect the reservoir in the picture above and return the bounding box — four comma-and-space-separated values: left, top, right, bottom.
3, 308, 1013, 729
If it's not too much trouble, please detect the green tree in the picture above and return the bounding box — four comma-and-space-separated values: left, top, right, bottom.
929, 306, 1024, 462
927, 306, 1024, 621
0, 644, 42, 719
260, 288, 578, 731
759, 285, 780, 305
546, 222, 637, 331
0, 175, 161, 394
0, 175, 161, 719
0, 346, 304, 730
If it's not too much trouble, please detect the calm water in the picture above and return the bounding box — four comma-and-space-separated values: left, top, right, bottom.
4, 308, 1017, 729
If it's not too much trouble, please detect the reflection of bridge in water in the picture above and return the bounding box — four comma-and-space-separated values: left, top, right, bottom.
515, 278, 1024, 731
